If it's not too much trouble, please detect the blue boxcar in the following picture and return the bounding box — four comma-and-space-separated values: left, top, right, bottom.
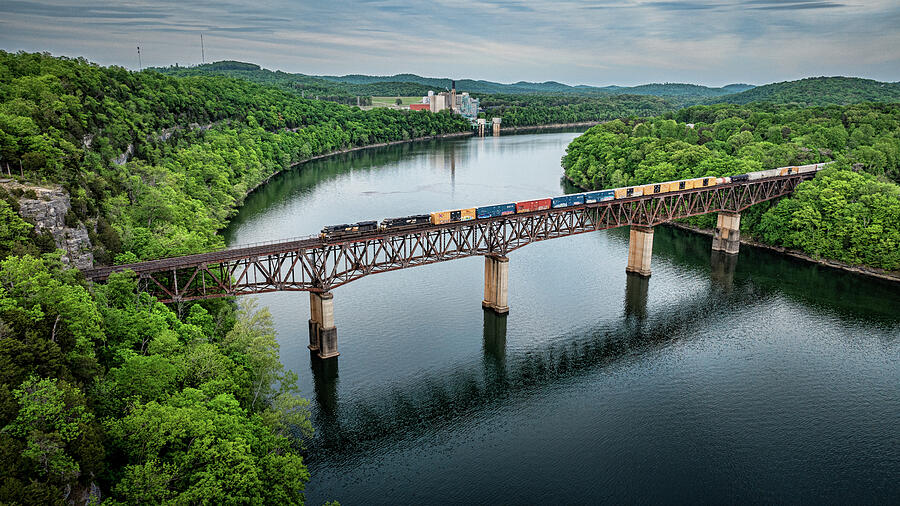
476, 203, 517, 219
583, 190, 615, 204
551, 194, 585, 209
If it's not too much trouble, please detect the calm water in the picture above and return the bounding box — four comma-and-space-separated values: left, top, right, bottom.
224, 131, 900, 504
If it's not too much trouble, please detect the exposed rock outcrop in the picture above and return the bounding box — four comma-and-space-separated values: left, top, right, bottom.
3, 181, 94, 269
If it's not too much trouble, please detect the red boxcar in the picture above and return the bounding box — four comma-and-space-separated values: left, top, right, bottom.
516, 198, 552, 213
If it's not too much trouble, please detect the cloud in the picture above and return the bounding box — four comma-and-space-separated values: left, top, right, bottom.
0, 0, 898, 86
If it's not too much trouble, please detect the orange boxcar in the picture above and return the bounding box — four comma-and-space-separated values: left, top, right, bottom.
515, 198, 551, 213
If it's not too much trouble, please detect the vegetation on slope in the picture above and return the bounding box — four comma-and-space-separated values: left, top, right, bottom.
0, 50, 470, 263
478, 93, 676, 127
715, 77, 900, 106
562, 103, 900, 270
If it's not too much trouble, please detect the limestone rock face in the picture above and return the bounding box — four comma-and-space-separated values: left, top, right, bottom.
9, 183, 94, 270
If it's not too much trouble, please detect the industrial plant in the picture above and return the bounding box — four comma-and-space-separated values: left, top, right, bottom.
412, 81, 480, 122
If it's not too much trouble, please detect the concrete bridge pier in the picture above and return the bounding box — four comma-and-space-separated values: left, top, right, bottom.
482, 255, 509, 314
308, 291, 339, 359
712, 211, 741, 255
626, 226, 654, 277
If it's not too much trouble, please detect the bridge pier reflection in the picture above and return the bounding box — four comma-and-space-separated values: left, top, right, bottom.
309, 353, 341, 442
710, 249, 738, 290
624, 272, 650, 319
309, 291, 339, 359
482, 309, 507, 384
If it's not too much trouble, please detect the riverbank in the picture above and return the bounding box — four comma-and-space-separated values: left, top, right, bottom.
498, 121, 602, 133
667, 222, 900, 283
245, 130, 475, 197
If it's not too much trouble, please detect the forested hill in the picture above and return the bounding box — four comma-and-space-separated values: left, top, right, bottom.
0, 51, 473, 505
714, 77, 900, 106
562, 103, 900, 271
152, 60, 754, 98
319, 72, 753, 97
1, 51, 470, 263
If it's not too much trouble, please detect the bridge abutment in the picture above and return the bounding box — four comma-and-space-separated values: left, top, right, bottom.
626, 226, 654, 277
482, 255, 509, 314
308, 291, 339, 359
712, 212, 741, 255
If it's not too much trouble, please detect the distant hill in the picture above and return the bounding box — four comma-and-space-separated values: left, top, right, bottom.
715, 77, 900, 105
319, 72, 753, 97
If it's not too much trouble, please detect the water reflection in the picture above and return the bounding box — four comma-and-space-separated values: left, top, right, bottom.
624, 273, 650, 319
304, 285, 745, 463
710, 250, 738, 291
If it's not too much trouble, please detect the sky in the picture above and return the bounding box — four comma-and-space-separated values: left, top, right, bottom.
1, 0, 899, 87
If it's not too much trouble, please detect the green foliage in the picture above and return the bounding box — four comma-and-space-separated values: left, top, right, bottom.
0, 199, 33, 258
715, 77, 900, 106
0, 256, 313, 504
478, 93, 675, 127
562, 103, 900, 270
1, 50, 470, 261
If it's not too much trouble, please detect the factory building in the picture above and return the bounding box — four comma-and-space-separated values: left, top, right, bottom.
421, 80, 480, 122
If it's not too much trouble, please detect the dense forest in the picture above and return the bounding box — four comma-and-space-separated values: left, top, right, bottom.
0, 51, 470, 263
562, 103, 900, 270
714, 77, 900, 106
478, 93, 675, 127
0, 50, 472, 504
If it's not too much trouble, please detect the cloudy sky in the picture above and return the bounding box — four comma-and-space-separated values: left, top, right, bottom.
1, 0, 898, 87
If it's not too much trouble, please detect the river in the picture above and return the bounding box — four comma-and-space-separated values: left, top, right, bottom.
224, 130, 900, 504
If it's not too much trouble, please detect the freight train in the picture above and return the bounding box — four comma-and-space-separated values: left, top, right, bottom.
320, 164, 823, 239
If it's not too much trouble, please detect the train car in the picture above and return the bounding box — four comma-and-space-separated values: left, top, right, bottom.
614, 186, 643, 199
516, 198, 551, 213
640, 184, 656, 196
779, 166, 800, 176
476, 203, 517, 219
717, 177, 731, 184
381, 214, 431, 231
697, 177, 717, 188
551, 194, 585, 209
798, 164, 818, 174
431, 208, 476, 225
583, 190, 615, 203
672, 180, 692, 191
731, 174, 750, 182
321, 220, 378, 239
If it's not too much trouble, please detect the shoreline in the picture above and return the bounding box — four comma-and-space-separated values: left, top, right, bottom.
666, 222, 900, 283
565, 175, 900, 283
245, 130, 475, 196
498, 121, 602, 133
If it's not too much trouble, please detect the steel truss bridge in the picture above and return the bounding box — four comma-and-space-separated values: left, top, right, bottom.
82, 173, 814, 302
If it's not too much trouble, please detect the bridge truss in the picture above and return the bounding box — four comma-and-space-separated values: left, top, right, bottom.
82, 174, 812, 302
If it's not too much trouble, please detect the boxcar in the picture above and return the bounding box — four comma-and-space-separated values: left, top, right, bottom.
476, 203, 516, 219
516, 198, 551, 213
731, 174, 750, 182
551, 194, 585, 209
583, 190, 615, 204
698, 177, 717, 188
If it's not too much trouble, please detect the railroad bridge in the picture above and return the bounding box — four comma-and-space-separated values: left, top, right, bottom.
82, 172, 815, 359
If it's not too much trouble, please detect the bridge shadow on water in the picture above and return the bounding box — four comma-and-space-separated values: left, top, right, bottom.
302, 226, 900, 465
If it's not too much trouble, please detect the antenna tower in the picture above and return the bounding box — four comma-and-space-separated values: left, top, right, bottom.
137, 46, 142, 71
201, 33, 205, 64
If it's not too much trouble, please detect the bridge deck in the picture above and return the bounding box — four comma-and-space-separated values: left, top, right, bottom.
82, 173, 814, 301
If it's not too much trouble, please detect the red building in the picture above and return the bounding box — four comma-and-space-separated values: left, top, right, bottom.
409, 103, 430, 111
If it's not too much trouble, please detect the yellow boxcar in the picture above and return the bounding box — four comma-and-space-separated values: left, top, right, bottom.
641, 184, 656, 196
431, 211, 451, 225
431, 208, 477, 225
673, 180, 689, 191
699, 177, 717, 187
614, 188, 627, 199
